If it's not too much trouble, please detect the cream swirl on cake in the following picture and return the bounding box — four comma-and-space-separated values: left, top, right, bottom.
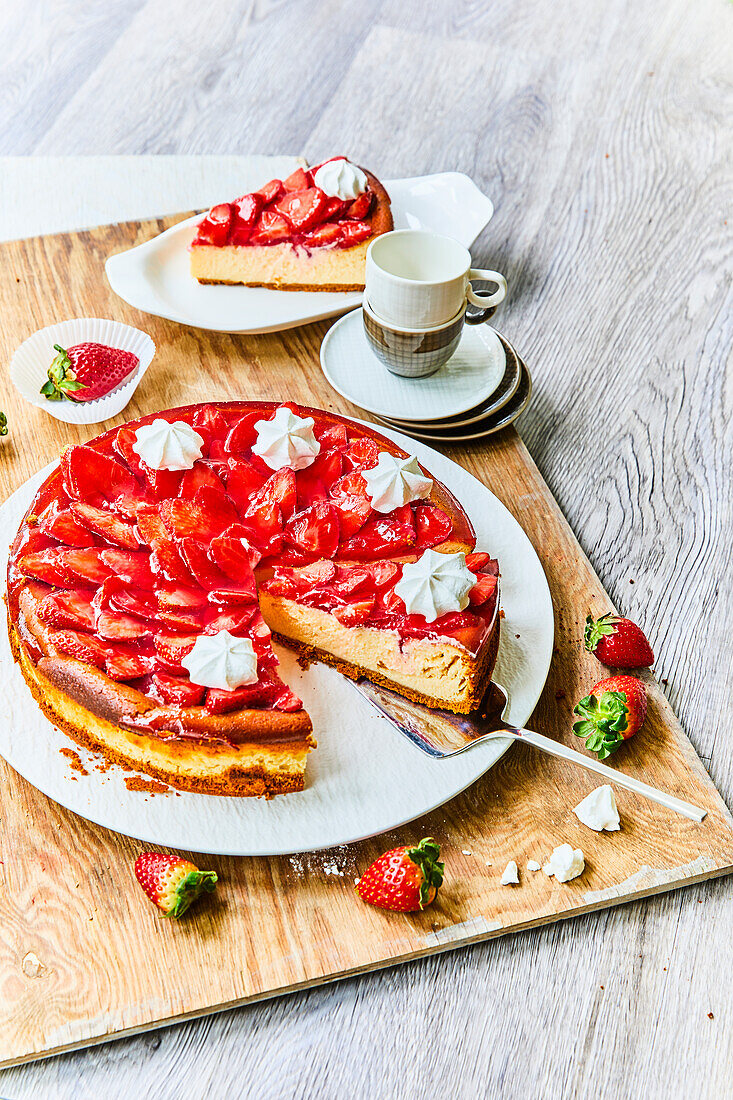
181, 631, 259, 691
362, 453, 433, 513
313, 158, 368, 200
394, 549, 476, 623
252, 406, 321, 471
132, 418, 204, 471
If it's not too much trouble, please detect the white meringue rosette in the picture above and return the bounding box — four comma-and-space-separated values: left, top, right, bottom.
394, 549, 476, 624
361, 452, 433, 513
252, 406, 321, 471
313, 158, 367, 200
132, 418, 204, 471
181, 630, 258, 691
9, 317, 155, 425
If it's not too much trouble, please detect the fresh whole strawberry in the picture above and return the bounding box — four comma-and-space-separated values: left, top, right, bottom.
573, 675, 648, 759
40, 343, 139, 403
356, 837, 444, 912
585, 612, 654, 668
134, 852, 217, 919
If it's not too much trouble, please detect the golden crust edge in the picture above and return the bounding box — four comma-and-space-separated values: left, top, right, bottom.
9, 623, 312, 798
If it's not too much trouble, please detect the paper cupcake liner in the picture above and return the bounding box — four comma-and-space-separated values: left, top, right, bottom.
10, 317, 156, 425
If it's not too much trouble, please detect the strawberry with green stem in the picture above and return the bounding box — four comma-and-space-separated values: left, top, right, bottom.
585, 612, 653, 668
573, 675, 648, 759
41, 343, 139, 403
134, 852, 218, 919
356, 837, 444, 912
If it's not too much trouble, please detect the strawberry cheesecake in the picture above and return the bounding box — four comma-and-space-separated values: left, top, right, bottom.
7, 402, 499, 797
190, 158, 393, 291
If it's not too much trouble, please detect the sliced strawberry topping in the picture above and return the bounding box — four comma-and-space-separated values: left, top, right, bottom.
284, 500, 340, 559
179, 462, 226, 499
273, 687, 303, 712
38, 589, 96, 631
282, 167, 310, 193
239, 497, 283, 552
247, 468, 297, 520
196, 203, 233, 246
159, 493, 234, 543
251, 209, 291, 245
95, 608, 149, 642
233, 193, 261, 226
468, 573, 498, 606
109, 587, 159, 621
254, 179, 283, 205
302, 223, 344, 248
49, 628, 108, 668
224, 414, 261, 456
344, 192, 374, 220
342, 437, 380, 473
275, 187, 329, 232
69, 502, 140, 549
337, 221, 373, 247
100, 549, 154, 589
62, 445, 136, 507
177, 538, 227, 590
465, 552, 491, 572
152, 671, 205, 707
332, 566, 372, 597
210, 529, 261, 579
18, 549, 75, 587
367, 561, 400, 588
414, 504, 453, 548
295, 560, 337, 586
105, 648, 155, 682
314, 422, 349, 449
204, 606, 259, 635
333, 598, 375, 626
153, 632, 198, 671
37, 500, 96, 547
62, 548, 113, 586
330, 469, 372, 537
339, 506, 416, 560
225, 457, 266, 507
155, 583, 208, 611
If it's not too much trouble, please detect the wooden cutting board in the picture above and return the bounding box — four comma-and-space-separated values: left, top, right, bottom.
1, 217, 732, 1068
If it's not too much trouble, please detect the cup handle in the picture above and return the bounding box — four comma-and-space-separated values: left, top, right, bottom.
464, 268, 507, 325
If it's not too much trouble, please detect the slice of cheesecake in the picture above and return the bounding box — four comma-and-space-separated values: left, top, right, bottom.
190, 158, 393, 291
260, 555, 500, 714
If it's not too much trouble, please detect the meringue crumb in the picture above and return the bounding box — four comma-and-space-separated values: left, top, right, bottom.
543, 844, 585, 882
500, 860, 519, 885
485, 860, 493, 867
461, 849, 473, 855
527, 859, 541, 872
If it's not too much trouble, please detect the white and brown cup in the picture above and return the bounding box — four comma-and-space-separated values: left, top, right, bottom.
362, 299, 468, 377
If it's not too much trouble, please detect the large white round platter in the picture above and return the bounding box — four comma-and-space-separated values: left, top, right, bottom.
0, 423, 552, 856
321, 311, 506, 421
105, 173, 494, 335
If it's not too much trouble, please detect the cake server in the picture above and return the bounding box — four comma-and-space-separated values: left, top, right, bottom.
350, 678, 707, 823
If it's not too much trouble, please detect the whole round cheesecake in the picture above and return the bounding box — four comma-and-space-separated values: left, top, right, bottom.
7, 402, 500, 797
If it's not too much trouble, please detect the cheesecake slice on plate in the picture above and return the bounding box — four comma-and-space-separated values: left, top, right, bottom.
190, 158, 393, 291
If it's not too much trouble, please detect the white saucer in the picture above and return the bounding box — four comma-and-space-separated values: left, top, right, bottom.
384, 334, 522, 428
321, 310, 506, 422
105, 172, 494, 335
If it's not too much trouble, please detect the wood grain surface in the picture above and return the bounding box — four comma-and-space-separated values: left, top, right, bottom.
0, 0, 731, 1097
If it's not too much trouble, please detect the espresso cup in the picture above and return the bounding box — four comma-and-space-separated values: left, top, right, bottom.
363, 298, 467, 378
365, 229, 507, 329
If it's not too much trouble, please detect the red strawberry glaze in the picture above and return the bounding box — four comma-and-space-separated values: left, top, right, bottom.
192, 163, 378, 253
263, 555, 499, 655
8, 403, 473, 713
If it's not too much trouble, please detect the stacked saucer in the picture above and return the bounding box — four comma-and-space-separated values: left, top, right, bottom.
320, 309, 531, 442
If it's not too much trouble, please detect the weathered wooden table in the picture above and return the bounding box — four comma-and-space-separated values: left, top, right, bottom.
0, 1, 731, 1097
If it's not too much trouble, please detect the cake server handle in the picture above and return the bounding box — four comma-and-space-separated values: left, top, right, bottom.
496, 725, 707, 823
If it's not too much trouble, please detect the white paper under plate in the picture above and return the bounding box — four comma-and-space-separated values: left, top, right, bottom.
0, 424, 553, 856
9, 317, 155, 425
104, 173, 494, 334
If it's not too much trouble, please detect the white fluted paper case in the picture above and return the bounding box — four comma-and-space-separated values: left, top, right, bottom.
10, 317, 156, 425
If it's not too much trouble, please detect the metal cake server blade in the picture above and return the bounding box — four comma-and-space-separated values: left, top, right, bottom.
350, 678, 706, 823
